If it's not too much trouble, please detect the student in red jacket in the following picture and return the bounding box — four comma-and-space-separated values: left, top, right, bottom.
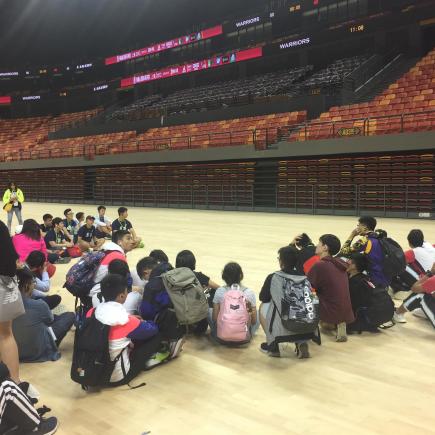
307, 234, 355, 342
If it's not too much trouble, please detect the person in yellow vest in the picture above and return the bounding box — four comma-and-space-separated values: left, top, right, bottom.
3, 182, 24, 234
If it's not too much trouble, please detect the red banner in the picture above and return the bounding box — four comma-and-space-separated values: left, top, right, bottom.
105, 25, 223, 66
120, 47, 262, 88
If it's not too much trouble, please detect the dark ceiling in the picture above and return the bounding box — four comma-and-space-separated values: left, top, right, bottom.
0, 0, 266, 68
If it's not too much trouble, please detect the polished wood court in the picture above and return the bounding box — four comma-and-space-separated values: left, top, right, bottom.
15, 203, 435, 435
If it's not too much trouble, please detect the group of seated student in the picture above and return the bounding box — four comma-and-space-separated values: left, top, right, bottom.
3, 207, 434, 396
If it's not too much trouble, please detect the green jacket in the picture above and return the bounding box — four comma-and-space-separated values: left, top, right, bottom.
3, 188, 24, 206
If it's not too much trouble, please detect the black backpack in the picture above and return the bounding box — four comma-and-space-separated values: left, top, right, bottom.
71, 311, 121, 389
365, 285, 395, 327
376, 235, 406, 279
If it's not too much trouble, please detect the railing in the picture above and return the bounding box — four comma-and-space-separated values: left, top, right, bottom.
18, 182, 434, 218
1, 109, 434, 163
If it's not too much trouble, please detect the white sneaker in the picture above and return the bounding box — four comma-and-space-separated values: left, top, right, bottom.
411, 308, 428, 320
393, 312, 407, 323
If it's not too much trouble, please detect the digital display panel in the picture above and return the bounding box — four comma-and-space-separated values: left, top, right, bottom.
120, 47, 262, 88
0, 96, 11, 104
105, 25, 223, 66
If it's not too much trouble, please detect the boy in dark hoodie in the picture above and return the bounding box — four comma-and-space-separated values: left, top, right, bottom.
307, 234, 354, 342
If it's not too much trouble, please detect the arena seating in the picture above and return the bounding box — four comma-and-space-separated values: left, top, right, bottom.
0, 109, 101, 161
287, 49, 435, 141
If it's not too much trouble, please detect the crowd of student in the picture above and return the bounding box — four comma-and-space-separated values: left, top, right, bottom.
0, 198, 434, 434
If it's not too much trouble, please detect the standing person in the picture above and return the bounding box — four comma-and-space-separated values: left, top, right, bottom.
307, 234, 355, 342
0, 220, 24, 384
3, 182, 24, 234
111, 207, 143, 249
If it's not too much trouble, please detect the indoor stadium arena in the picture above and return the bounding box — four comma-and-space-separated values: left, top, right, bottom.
0, 1, 434, 434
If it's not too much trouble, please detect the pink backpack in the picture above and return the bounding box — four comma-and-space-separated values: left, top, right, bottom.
217, 285, 250, 343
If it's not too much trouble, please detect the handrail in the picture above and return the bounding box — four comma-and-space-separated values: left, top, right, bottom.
0, 109, 434, 162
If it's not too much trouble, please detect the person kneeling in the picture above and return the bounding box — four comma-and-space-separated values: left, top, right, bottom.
86, 274, 179, 387
209, 262, 257, 345
259, 246, 320, 358
13, 268, 75, 362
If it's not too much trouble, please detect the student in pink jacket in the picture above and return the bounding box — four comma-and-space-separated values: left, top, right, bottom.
12, 219, 48, 263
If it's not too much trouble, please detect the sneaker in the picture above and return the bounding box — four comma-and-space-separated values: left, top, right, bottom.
336, 322, 348, 342
169, 337, 185, 359
393, 311, 407, 323
259, 342, 280, 357
32, 417, 58, 435
144, 351, 170, 369
295, 342, 310, 359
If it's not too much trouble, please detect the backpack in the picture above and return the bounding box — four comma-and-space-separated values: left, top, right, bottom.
376, 235, 406, 279
275, 273, 320, 335
63, 251, 107, 298
70, 311, 122, 389
365, 284, 395, 327
161, 267, 208, 325
217, 285, 250, 343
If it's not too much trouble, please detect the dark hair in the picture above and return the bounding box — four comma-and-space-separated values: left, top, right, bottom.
358, 216, 377, 231
407, 229, 424, 248
76, 212, 84, 221
16, 267, 34, 293
175, 250, 196, 270
319, 234, 341, 256
118, 207, 128, 215
8, 182, 17, 190
349, 253, 369, 273
100, 273, 128, 302
21, 219, 41, 241
297, 233, 312, 248
108, 259, 129, 277
149, 249, 168, 263
222, 262, 243, 286
0, 220, 18, 276
278, 246, 299, 273
26, 250, 45, 269
136, 257, 158, 278
52, 217, 63, 227
112, 229, 131, 244
63, 208, 72, 217
42, 213, 53, 221
97, 205, 106, 212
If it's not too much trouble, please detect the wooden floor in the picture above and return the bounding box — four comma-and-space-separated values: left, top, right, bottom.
13, 203, 435, 435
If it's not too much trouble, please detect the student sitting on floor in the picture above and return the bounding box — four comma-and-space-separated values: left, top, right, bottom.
111, 207, 143, 249
394, 263, 435, 327
307, 234, 355, 342
92, 259, 143, 315
346, 253, 394, 333
131, 256, 159, 291
259, 246, 319, 358
175, 250, 220, 309
87, 274, 182, 386
77, 215, 105, 252
25, 251, 61, 310
94, 205, 112, 240
75, 212, 85, 229
39, 213, 53, 237
209, 262, 258, 344
149, 249, 169, 264
44, 217, 73, 262
289, 233, 320, 274
13, 268, 75, 362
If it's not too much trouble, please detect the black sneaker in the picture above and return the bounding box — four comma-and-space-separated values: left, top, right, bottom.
31, 417, 58, 435
260, 342, 280, 357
